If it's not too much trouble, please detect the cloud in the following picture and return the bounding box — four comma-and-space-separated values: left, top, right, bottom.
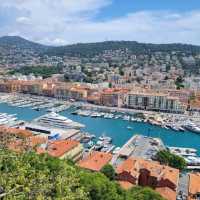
0, 0, 199, 45
16, 16, 31, 25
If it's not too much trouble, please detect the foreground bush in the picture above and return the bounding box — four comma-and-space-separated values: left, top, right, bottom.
0, 149, 165, 200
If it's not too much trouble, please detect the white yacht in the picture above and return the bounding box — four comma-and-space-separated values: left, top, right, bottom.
35, 112, 85, 129
184, 122, 200, 134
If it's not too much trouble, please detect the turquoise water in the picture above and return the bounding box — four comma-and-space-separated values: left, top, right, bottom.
0, 103, 200, 154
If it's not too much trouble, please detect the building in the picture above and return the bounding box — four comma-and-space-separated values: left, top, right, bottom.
100, 88, 128, 107
54, 84, 88, 101
0, 126, 47, 153
0, 80, 21, 93
42, 81, 56, 97
0, 126, 33, 149
70, 86, 88, 101
23, 122, 83, 141
188, 173, 200, 200
127, 91, 185, 113
8, 135, 47, 153
20, 81, 42, 95
37, 140, 83, 162
166, 89, 193, 104
189, 100, 200, 112
116, 157, 179, 200
78, 151, 113, 172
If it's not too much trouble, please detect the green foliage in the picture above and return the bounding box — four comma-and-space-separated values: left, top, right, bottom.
44, 41, 200, 57
166, 65, 171, 72
126, 186, 165, 200
0, 149, 165, 200
100, 164, 115, 180
79, 171, 124, 200
119, 69, 124, 76
9, 65, 63, 78
1, 37, 200, 58
175, 76, 184, 90
156, 150, 186, 170
0, 150, 88, 200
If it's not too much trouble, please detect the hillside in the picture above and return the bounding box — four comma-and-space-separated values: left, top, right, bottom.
1, 36, 200, 57
0, 36, 49, 53
44, 41, 200, 57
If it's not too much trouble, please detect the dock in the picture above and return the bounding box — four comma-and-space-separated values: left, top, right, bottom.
118, 134, 165, 159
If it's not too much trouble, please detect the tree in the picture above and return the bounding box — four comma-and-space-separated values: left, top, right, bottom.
175, 76, 184, 90
64, 73, 71, 82
9, 65, 64, 78
119, 69, 124, 76
101, 164, 115, 180
164, 76, 169, 80
0, 150, 88, 200
166, 65, 171, 72
127, 186, 165, 200
79, 171, 124, 200
156, 150, 186, 170
0, 149, 166, 200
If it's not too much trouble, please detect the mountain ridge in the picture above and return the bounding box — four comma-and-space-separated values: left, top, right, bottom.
1, 35, 200, 57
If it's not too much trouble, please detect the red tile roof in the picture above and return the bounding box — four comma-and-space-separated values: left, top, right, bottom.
37, 140, 80, 158
78, 151, 112, 171
118, 181, 134, 190
156, 187, 177, 200
116, 157, 179, 187
0, 126, 32, 138
188, 173, 200, 200
7, 136, 47, 153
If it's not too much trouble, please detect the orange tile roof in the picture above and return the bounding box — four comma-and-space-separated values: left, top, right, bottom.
38, 140, 79, 158
102, 88, 129, 94
27, 136, 47, 147
116, 157, 179, 188
7, 140, 23, 153
156, 187, 177, 200
7, 136, 47, 153
78, 151, 113, 171
118, 181, 134, 190
116, 158, 140, 178
188, 173, 200, 200
0, 126, 32, 138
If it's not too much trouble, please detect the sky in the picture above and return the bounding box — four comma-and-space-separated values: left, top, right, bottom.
0, 0, 200, 46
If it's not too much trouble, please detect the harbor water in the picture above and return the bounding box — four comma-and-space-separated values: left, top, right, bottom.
0, 103, 200, 155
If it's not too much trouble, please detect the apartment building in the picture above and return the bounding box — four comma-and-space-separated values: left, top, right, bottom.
20, 81, 43, 95
100, 88, 129, 107
127, 91, 186, 113
54, 85, 88, 100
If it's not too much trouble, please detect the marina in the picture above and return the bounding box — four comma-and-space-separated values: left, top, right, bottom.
72, 108, 200, 133
0, 93, 200, 156
0, 93, 71, 113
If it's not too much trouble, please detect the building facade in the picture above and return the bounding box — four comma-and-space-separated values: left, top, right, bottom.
127, 91, 185, 113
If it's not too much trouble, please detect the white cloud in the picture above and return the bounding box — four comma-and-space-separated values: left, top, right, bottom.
0, 0, 199, 45
16, 16, 31, 25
